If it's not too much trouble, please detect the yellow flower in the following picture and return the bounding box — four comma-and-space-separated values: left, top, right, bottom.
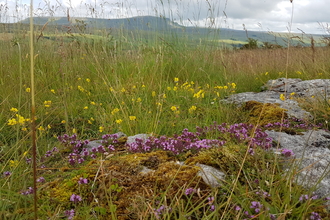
86, 78, 91, 82
50, 89, 55, 94
7, 118, 17, 126
223, 86, 228, 90
231, 83, 236, 89
78, 86, 85, 92
26, 88, 31, 92
280, 94, 286, 101
72, 128, 77, 133
163, 94, 166, 98
9, 160, 19, 167
265, 72, 269, 75
90, 101, 96, 105
296, 71, 302, 75
83, 106, 88, 110
167, 87, 172, 91
193, 90, 205, 99
61, 120, 66, 124
38, 126, 45, 131
188, 105, 197, 113
44, 100, 52, 108
21, 127, 27, 131
152, 91, 156, 97
171, 106, 178, 111
173, 86, 178, 91
111, 108, 120, 115
99, 126, 104, 133
141, 85, 146, 88
290, 92, 295, 96
47, 124, 51, 129
129, 116, 137, 121
10, 107, 18, 112
121, 88, 126, 93
78, 77, 81, 80
16, 114, 26, 125
115, 119, 123, 124
136, 97, 142, 102
88, 120, 93, 124
109, 87, 114, 92
174, 77, 179, 83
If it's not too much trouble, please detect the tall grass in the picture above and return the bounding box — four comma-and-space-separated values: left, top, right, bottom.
0, 0, 330, 219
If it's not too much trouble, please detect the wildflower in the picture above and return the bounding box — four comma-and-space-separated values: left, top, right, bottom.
72, 128, 77, 134
141, 84, 146, 88
83, 106, 88, 110
99, 126, 104, 133
174, 77, 179, 83
78, 177, 88, 184
38, 126, 45, 131
86, 78, 90, 82
109, 87, 114, 92
279, 94, 285, 101
3, 171, 12, 177
290, 92, 295, 96
44, 100, 52, 107
281, 149, 294, 157
173, 86, 178, 91
136, 97, 142, 102
77, 86, 84, 92
234, 205, 241, 211
9, 160, 19, 167
310, 212, 321, 220
231, 82, 236, 88
26, 88, 30, 92
265, 72, 269, 75
129, 116, 137, 121
21, 187, 34, 195
163, 94, 166, 98
61, 120, 66, 124
250, 201, 262, 213
70, 194, 82, 203
111, 108, 120, 115
64, 209, 75, 220
188, 105, 197, 113
90, 101, 96, 105
167, 87, 171, 91
10, 107, 18, 112
296, 71, 302, 75
170, 106, 178, 111
7, 118, 17, 125
37, 177, 46, 183
50, 89, 55, 94
121, 88, 126, 93
193, 89, 205, 98
116, 119, 123, 124
223, 86, 228, 89
152, 91, 156, 97
185, 188, 196, 195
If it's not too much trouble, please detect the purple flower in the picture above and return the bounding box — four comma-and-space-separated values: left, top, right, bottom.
185, 188, 196, 195
21, 187, 34, 195
3, 171, 11, 177
64, 209, 75, 220
250, 201, 262, 213
37, 177, 45, 183
26, 158, 32, 164
270, 214, 276, 220
70, 194, 82, 203
281, 149, 294, 157
78, 177, 88, 184
234, 205, 241, 211
310, 212, 321, 220
209, 205, 215, 211
299, 194, 309, 202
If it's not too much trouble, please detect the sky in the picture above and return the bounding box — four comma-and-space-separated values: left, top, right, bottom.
1, 0, 329, 34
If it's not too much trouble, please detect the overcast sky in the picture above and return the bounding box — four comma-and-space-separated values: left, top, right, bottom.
1, 0, 329, 34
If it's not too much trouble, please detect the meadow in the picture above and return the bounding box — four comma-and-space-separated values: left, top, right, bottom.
1, 19, 330, 219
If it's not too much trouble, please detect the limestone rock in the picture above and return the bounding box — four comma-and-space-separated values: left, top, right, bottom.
266, 129, 330, 198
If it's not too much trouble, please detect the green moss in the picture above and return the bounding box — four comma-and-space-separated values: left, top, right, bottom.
242, 100, 288, 126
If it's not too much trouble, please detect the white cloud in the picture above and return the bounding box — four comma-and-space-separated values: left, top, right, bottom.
1, 0, 329, 34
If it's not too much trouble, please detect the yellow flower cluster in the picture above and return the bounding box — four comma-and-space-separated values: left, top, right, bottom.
44, 100, 52, 108
7, 114, 30, 126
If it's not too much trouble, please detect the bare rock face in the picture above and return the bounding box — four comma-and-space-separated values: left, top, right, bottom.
226, 78, 330, 120
266, 129, 330, 198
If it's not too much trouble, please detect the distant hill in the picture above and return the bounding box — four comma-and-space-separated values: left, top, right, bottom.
17, 16, 328, 48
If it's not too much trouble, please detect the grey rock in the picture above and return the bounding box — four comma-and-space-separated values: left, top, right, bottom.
196, 163, 226, 188
266, 129, 330, 198
85, 132, 127, 150
126, 133, 150, 145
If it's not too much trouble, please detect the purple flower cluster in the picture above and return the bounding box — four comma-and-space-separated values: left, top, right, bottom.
70, 194, 82, 203
310, 212, 321, 220
3, 171, 11, 177
185, 187, 196, 195
250, 201, 262, 213
264, 118, 323, 131
127, 123, 273, 154
64, 209, 75, 220
154, 205, 171, 219
281, 149, 295, 157
78, 177, 88, 184
58, 133, 119, 165
21, 187, 34, 195
37, 176, 46, 183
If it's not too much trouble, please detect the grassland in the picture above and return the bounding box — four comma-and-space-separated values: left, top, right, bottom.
1, 22, 330, 219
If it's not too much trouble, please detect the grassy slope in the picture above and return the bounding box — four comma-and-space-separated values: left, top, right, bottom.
0, 23, 330, 219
